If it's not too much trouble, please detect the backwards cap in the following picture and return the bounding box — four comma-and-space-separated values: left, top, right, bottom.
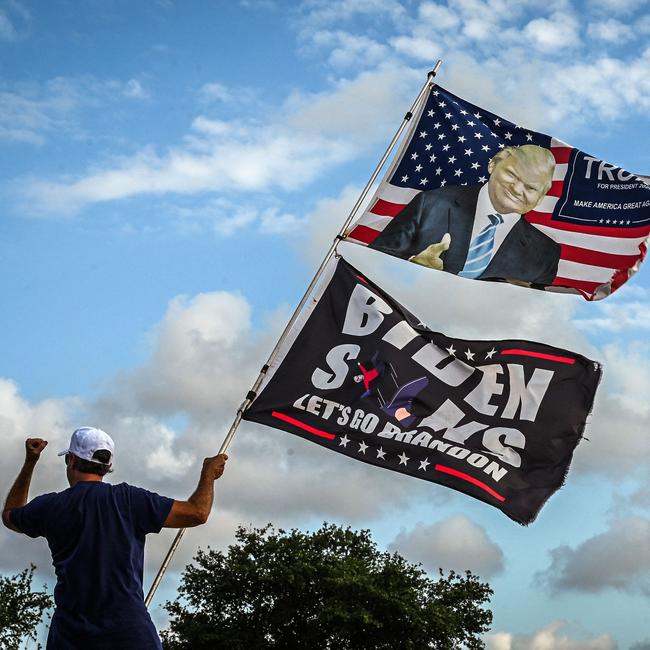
58, 427, 114, 465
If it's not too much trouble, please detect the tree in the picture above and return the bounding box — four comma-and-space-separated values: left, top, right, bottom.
162, 523, 493, 650
0, 565, 53, 650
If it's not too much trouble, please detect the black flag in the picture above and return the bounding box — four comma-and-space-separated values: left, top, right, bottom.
244, 258, 601, 524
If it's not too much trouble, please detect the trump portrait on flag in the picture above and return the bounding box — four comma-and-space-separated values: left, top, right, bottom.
345, 83, 650, 300
370, 144, 561, 286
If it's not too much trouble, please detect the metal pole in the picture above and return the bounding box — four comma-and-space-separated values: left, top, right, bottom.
144, 61, 443, 609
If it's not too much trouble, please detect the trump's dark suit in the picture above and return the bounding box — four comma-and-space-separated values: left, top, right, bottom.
370, 184, 561, 285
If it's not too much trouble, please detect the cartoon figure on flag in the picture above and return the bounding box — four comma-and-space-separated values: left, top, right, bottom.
371, 144, 560, 286
345, 85, 650, 300
355, 352, 430, 427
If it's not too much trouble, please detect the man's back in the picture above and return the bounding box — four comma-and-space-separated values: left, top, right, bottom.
3, 432, 227, 649
10, 481, 173, 636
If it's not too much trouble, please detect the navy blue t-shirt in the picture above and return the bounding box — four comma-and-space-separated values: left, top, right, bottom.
10, 481, 173, 642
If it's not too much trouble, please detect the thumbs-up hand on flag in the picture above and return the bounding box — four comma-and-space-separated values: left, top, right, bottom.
409, 233, 451, 270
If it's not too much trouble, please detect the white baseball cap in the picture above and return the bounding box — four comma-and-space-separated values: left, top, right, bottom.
58, 427, 115, 465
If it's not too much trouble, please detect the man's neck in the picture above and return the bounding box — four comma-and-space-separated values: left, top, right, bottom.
69, 473, 104, 487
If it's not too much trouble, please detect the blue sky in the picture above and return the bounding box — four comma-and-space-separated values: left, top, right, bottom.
1, 1, 650, 648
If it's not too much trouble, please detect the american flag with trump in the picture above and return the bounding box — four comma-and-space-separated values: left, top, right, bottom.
344, 84, 650, 300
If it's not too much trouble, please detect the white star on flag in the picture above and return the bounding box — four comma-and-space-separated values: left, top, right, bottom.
419, 458, 430, 471
465, 349, 475, 361
339, 435, 350, 448
376, 447, 386, 460
398, 452, 410, 466
358, 441, 368, 454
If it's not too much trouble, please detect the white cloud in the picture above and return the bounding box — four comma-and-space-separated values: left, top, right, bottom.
488, 622, 616, 650
258, 207, 304, 234
196, 82, 258, 107
568, 341, 650, 479
9, 6, 650, 217
212, 206, 258, 236
418, 2, 461, 31
285, 66, 418, 139
587, 0, 648, 15
0, 9, 16, 40
575, 299, 650, 332
587, 18, 635, 42
0, 378, 74, 456
0, 75, 153, 145
21, 70, 416, 216
19, 66, 417, 216
142, 420, 196, 477
549, 48, 650, 120
388, 515, 504, 577
299, 0, 406, 27
390, 35, 442, 62
298, 184, 363, 263
240, 0, 278, 9
536, 517, 650, 595
0, 90, 56, 144
522, 12, 581, 53
123, 79, 148, 99
294, 2, 650, 133
21, 127, 352, 214
101, 289, 257, 418
164, 195, 303, 237
198, 82, 233, 103
597, 342, 650, 418
310, 30, 389, 69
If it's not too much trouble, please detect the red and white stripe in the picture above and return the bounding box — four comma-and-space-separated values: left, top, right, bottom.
345, 140, 650, 300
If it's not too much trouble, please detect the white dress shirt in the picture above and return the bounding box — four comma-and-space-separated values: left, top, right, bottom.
468, 183, 520, 260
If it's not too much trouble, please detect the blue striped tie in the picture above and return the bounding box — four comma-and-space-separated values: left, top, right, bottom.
458, 213, 504, 279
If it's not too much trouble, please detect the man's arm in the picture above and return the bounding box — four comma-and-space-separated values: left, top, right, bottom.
369, 192, 426, 259
163, 453, 228, 528
2, 438, 48, 532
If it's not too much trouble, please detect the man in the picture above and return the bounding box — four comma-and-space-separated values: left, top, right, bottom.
2, 427, 228, 649
370, 144, 561, 286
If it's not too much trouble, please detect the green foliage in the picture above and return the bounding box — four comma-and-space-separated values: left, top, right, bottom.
0, 565, 52, 650
162, 523, 493, 650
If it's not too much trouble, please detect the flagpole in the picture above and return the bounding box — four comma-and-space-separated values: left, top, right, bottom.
144, 60, 442, 609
